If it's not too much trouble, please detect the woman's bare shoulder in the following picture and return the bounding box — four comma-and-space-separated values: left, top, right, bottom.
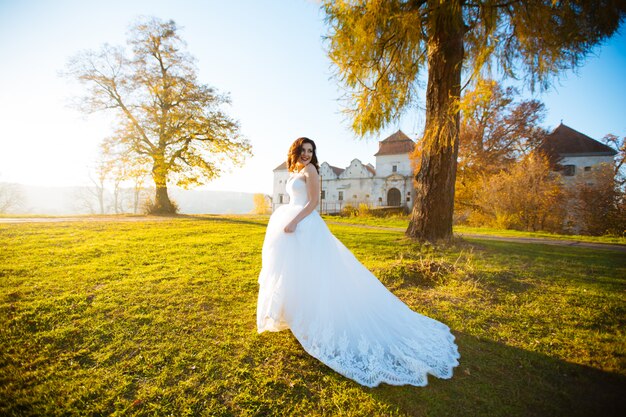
303, 163, 319, 178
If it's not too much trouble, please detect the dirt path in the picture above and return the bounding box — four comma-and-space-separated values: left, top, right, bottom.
2, 216, 624, 253
0, 216, 175, 223
325, 221, 626, 253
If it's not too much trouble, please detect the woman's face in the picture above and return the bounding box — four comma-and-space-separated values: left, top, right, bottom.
299, 143, 314, 166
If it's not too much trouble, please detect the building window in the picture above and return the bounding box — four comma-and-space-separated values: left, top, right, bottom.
353, 194, 357, 199
279, 194, 284, 204
321, 190, 326, 199
338, 191, 343, 201
365, 194, 370, 198
378, 197, 383, 202
584, 166, 592, 172
563, 165, 576, 176
392, 165, 397, 173
407, 192, 411, 196
406, 197, 411, 202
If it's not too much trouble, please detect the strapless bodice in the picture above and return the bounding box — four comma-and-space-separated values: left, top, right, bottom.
286, 174, 308, 206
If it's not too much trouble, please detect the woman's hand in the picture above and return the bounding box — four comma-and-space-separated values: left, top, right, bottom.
284, 221, 297, 233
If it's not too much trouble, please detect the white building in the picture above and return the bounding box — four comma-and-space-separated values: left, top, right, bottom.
537, 123, 619, 233
272, 130, 416, 213
537, 123, 617, 183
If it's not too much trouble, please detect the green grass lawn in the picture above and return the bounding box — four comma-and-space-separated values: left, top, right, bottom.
1, 215, 625, 416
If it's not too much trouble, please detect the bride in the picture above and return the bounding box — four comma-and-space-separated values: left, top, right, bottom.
257, 137, 460, 387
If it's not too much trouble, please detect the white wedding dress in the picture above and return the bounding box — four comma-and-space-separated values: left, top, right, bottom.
257, 172, 460, 387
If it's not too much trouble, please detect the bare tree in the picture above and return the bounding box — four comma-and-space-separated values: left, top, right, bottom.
565, 163, 625, 235
0, 182, 24, 214
459, 80, 547, 175
602, 133, 625, 187
88, 156, 111, 215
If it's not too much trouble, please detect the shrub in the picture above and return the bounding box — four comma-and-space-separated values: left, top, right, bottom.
467, 153, 566, 232
357, 203, 370, 217
368, 206, 410, 218
142, 197, 179, 215
340, 204, 358, 217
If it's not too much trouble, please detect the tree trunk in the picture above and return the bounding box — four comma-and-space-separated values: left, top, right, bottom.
133, 183, 141, 214
150, 157, 176, 214
406, 1, 464, 242
97, 186, 105, 215
113, 181, 121, 214
154, 185, 175, 214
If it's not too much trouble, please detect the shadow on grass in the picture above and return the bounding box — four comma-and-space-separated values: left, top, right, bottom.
369, 331, 626, 417
464, 237, 626, 267
243, 329, 626, 417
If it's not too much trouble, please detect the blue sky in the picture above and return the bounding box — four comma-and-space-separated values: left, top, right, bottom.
0, 0, 624, 194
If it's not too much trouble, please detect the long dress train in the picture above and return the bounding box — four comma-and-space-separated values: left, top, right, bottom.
257, 173, 460, 387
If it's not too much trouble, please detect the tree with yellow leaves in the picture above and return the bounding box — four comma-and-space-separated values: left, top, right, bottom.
65, 17, 251, 214
323, 0, 625, 241
473, 152, 565, 232
252, 194, 272, 215
455, 79, 548, 220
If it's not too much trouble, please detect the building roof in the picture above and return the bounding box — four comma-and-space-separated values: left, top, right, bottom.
365, 164, 376, 176
374, 130, 415, 156
330, 165, 345, 176
537, 123, 617, 157
274, 161, 344, 176
274, 161, 287, 171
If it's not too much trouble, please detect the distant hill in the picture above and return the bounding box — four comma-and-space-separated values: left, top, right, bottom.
169, 187, 255, 214
2, 184, 256, 215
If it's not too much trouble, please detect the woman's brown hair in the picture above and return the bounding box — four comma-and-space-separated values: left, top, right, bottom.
287, 137, 320, 173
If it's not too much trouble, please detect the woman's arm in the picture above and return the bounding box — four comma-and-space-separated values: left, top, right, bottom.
284, 164, 320, 233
